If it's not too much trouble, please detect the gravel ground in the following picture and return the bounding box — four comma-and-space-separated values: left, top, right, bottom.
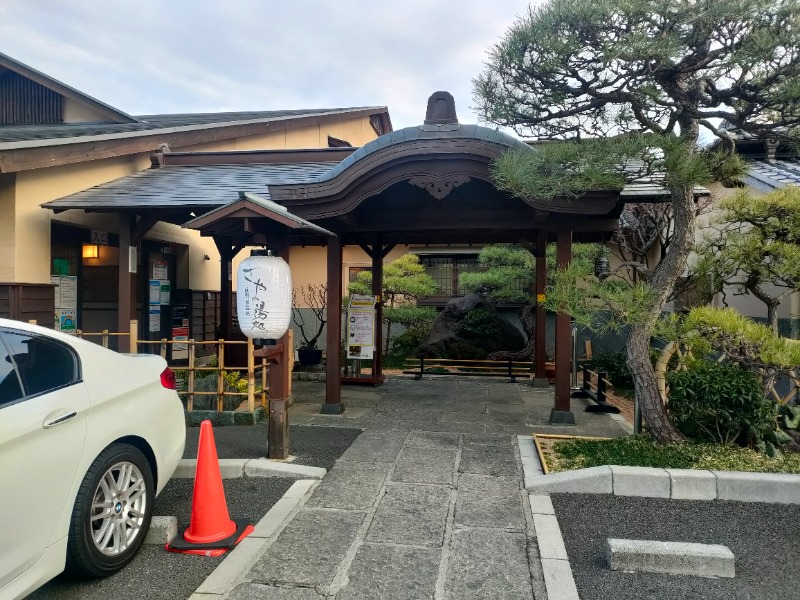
552, 494, 800, 600
184, 423, 363, 470
34, 425, 361, 600
33, 477, 294, 600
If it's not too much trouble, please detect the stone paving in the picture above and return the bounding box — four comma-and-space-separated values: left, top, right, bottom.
229, 376, 628, 599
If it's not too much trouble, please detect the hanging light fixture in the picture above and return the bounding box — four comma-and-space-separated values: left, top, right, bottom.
236, 249, 292, 341
594, 255, 610, 280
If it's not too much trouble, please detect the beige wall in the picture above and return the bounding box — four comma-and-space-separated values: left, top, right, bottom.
13, 154, 150, 283
288, 244, 410, 308
183, 116, 378, 152
0, 173, 16, 282
62, 97, 112, 124
8, 113, 384, 292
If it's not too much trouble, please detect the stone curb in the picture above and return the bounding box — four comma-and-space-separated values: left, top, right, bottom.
517, 438, 800, 504
174, 458, 326, 480
188, 479, 319, 599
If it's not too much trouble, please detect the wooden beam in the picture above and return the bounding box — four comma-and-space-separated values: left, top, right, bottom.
357, 242, 374, 258
322, 236, 344, 413
380, 243, 396, 259
132, 214, 159, 243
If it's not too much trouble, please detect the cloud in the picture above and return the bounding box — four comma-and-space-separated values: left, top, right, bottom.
0, 0, 528, 128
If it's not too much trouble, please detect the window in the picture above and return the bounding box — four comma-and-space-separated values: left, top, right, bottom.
349, 267, 372, 284
419, 255, 483, 297
0, 335, 23, 406
3, 332, 79, 397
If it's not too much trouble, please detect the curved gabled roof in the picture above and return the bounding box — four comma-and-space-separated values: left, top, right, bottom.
317, 122, 532, 184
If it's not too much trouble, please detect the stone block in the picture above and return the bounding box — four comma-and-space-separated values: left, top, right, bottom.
540, 559, 580, 600
305, 462, 389, 510
528, 493, 555, 515
455, 474, 525, 530
525, 466, 612, 494
250, 510, 364, 588
244, 459, 326, 479
337, 543, 440, 600
611, 466, 670, 498
532, 514, 568, 560
366, 483, 450, 546
606, 538, 735, 578
392, 446, 456, 486
228, 583, 321, 599
144, 516, 177, 545
444, 529, 534, 600
667, 469, 717, 500
339, 431, 407, 463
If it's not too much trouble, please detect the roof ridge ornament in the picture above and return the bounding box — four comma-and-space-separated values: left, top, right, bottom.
424, 91, 458, 125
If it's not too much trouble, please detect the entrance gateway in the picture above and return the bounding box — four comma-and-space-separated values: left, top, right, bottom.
46, 92, 675, 423
264, 91, 644, 423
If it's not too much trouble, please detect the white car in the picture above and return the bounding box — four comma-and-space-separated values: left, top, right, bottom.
0, 318, 186, 599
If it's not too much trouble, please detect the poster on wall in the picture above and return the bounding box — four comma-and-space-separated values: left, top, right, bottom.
149, 280, 161, 305
51, 275, 78, 332
152, 260, 168, 280
56, 309, 77, 333
149, 307, 161, 332
160, 281, 171, 305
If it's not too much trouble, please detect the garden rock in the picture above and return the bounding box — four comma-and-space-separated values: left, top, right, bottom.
416, 294, 525, 359
191, 374, 245, 411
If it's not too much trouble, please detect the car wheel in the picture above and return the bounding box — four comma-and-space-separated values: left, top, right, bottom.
65, 443, 154, 578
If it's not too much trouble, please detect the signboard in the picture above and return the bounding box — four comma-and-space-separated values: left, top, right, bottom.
129, 247, 138, 274
90, 230, 109, 245
346, 294, 377, 360
172, 325, 189, 353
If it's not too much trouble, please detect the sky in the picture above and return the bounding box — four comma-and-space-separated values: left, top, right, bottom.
0, 1, 530, 130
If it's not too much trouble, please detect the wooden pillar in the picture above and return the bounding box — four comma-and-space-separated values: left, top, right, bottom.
322, 236, 344, 413
551, 228, 575, 424
371, 234, 384, 379
532, 230, 549, 387
270, 240, 291, 401
213, 236, 234, 341
117, 214, 136, 352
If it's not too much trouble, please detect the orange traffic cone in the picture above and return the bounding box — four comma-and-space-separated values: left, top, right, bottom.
166, 420, 254, 556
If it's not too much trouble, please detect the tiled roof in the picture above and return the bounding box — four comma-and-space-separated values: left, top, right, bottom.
42, 162, 338, 215
0, 107, 384, 146
744, 158, 800, 191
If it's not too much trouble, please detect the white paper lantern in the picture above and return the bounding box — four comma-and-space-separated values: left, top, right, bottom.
236, 250, 292, 340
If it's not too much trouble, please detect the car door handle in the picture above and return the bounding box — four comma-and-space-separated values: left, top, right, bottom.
43, 411, 78, 429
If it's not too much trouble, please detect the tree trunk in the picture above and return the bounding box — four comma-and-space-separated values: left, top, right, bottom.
487, 303, 536, 361
626, 173, 697, 443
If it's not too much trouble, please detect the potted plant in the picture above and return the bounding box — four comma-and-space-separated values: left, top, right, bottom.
292, 283, 327, 366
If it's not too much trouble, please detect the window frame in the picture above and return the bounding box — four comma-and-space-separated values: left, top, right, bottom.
0, 328, 82, 406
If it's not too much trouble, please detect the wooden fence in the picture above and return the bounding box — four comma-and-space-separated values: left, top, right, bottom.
33, 319, 291, 412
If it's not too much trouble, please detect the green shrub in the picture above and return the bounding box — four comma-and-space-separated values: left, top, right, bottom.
667, 361, 775, 446
457, 307, 504, 339
590, 351, 633, 388
384, 321, 434, 369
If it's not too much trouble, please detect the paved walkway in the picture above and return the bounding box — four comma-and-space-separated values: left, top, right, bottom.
224, 377, 626, 599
